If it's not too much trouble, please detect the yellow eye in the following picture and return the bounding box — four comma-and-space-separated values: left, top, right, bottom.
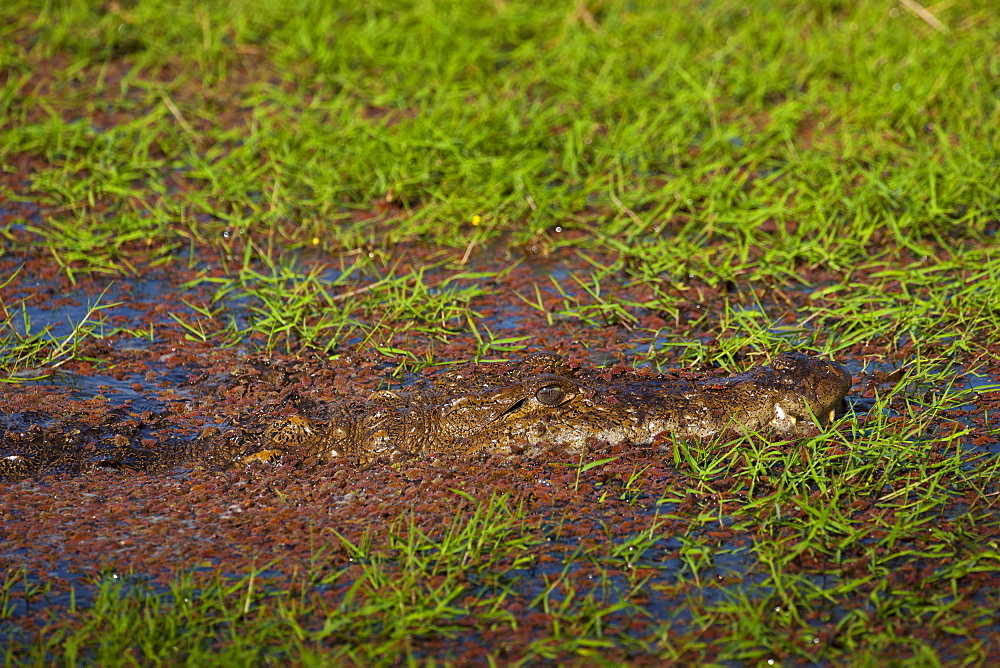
535, 384, 566, 406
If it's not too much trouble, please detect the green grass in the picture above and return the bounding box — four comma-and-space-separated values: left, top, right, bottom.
0, 270, 136, 382
2, 0, 1000, 663
1, 0, 998, 359
4, 1, 997, 250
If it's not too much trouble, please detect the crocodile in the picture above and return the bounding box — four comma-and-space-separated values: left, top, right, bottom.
255, 351, 852, 463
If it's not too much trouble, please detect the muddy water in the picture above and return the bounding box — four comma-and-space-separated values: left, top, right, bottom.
3, 249, 1000, 662
3, 256, 999, 478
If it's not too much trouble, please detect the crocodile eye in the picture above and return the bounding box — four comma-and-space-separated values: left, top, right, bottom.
535, 383, 566, 406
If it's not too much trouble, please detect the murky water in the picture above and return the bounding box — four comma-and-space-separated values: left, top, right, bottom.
3, 266, 999, 478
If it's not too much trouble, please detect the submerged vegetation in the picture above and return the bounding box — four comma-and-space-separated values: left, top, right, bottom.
1, 0, 999, 663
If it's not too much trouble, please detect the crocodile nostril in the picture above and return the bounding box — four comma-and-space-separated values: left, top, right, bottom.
535, 384, 566, 406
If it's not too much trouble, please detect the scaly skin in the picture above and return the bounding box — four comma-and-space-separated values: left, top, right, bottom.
260, 351, 852, 463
